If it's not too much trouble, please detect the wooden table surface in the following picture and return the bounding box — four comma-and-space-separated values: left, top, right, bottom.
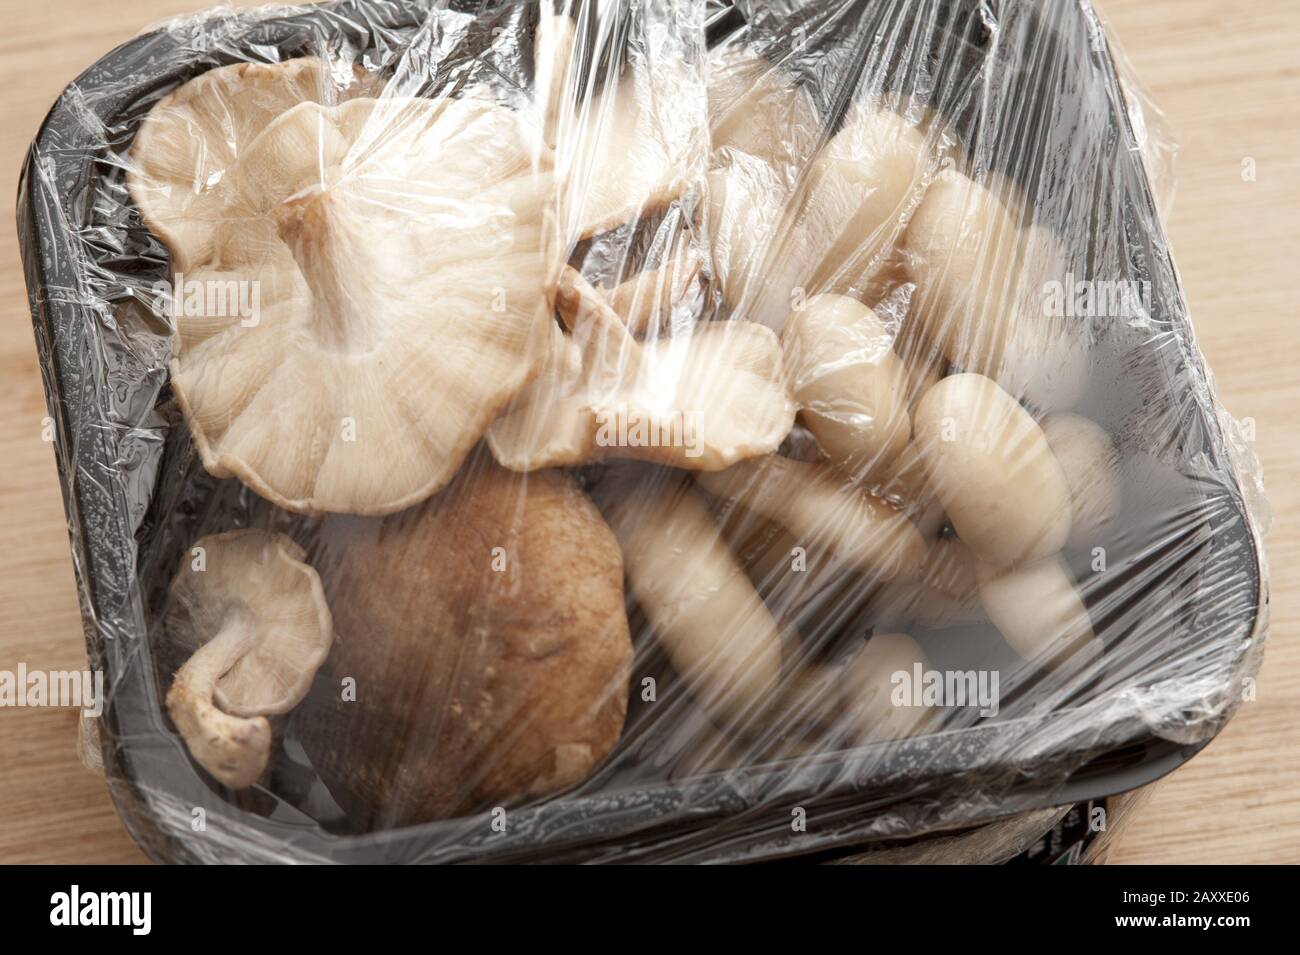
0, 0, 1295, 865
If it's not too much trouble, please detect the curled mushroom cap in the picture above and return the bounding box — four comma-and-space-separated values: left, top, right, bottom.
487, 267, 794, 471
165, 530, 332, 789
128, 57, 377, 271
159, 93, 553, 514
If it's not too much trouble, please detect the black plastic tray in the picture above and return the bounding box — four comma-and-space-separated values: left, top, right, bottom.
18, 0, 1265, 863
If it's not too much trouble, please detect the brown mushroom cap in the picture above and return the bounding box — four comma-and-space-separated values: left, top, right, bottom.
302, 461, 632, 828
153, 91, 554, 514
487, 268, 794, 472
165, 530, 332, 789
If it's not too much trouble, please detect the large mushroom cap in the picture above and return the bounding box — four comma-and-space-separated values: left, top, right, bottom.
165, 530, 332, 789
156, 90, 554, 514
303, 460, 632, 827
487, 268, 795, 471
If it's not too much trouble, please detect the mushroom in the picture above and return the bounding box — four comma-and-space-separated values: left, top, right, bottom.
695, 454, 927, 583
705, 159, 829, 331
127, 57, 377, 272
599, 474, 782, 726
165, 530, 332, 789
559, 52, 707, 240
156, 93, 554, 514
487, 267, 794, 471
976, 556, 1101, 670
602, 242, 706, 338
840, 633, 935, 742
704, 50, 826, 332
913, 373, 1072, 567
801, 104, 936, 293
782, 293, 912, 472
303, 460, 632, 827
866, 537, 985, 630
1041, 413, 1122, 549
903, 171, 1089, 410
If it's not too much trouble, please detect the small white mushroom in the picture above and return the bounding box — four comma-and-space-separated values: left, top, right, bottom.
976, 556, 1101, 670
840, 633, 934, 742
695, 454, 927, 583
913, 373, 1072, 567
165, 530, 332, 789
867, 537, 984, 630
487, 267, 794, 471
1041, 413, 1122, 549
802, 104, 936, 293
601, 477, 782, 726
904, 171, 1089, 410
782, 293, 912, 471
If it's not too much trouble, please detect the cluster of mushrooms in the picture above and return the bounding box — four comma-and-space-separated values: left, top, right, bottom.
129, 13, 1120, 828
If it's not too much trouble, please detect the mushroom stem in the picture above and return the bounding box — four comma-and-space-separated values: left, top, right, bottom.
166, 616, 272, 789
554, 266, 643, 391
276, 188, 382, 353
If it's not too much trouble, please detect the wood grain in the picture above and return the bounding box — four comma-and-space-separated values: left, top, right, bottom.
0, 0, 1295, 864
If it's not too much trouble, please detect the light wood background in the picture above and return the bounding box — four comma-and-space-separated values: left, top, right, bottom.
0, 0, 1295, 864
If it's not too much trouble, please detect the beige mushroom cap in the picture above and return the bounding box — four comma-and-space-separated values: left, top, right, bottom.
128, 58, 377, 272
160, 93, 554, 514
488, 268, 794, 472
165, 530, 332, 789
561, 63, 708, 240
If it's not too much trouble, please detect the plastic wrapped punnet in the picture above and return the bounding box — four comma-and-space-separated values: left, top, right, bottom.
18, 0, 1267, 863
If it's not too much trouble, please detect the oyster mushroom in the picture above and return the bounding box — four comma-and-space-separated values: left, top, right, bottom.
303, 461, 631, 827
128, 57, 377, 272
560, 44, 707, 239
165, 530, 332, 789
160, 93, 554, 514
487, 267, 794, 471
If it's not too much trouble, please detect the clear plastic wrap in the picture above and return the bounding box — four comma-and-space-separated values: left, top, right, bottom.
18, 0, 1267, 864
